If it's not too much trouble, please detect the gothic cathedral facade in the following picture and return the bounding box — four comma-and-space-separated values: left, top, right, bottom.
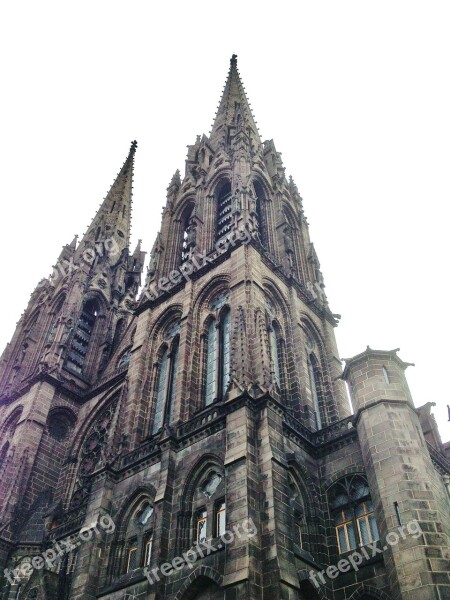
0, 56, 449, 600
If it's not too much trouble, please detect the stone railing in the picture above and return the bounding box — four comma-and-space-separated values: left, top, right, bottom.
283, 413, 314, 445
427, 442, 450, 475
177, 404, 226, 438
312, 415, 355, 446
47, 506, 87, 540
121, 440, 158, 468
283, 413, 356, 450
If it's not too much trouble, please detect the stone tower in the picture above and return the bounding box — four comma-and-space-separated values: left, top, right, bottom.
0, 56, 448, 600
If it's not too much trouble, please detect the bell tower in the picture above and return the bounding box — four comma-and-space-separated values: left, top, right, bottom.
139, 54, 350, 433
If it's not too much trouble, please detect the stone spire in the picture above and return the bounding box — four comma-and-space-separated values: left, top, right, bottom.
77, 141, 137, 259
210, 55, 261, 150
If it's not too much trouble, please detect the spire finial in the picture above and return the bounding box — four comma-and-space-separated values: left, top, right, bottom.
210, 55, 261, 147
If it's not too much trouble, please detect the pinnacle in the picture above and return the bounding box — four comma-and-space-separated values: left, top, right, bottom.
168, 169, 181, 190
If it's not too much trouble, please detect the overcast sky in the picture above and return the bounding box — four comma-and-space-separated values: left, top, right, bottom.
1, 1, 449, 441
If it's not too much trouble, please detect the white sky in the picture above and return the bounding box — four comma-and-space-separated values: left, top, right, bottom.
1, 1, 449, 442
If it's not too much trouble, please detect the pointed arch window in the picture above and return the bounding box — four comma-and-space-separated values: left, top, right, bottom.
120, 499, 155, 574
0, 442, 9, 473
220, 308, 231, 396
216, 181, 232, 240
151, 334, 180, 434
269, 321, 284, 389
204, 308, 230, 406
308, 354, 323, 430
46, 295, 66, 345
190, 469, 225, 545
65, 300, 98, 374
0, 409, 22, 474
288, 474, 305, 548
181, 207, 194, 263
205, 319, 217, 406
253, 181, 267, 246
329, 475, 379, 554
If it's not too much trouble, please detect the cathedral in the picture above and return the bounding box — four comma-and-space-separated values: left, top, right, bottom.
0, 55, 448, 600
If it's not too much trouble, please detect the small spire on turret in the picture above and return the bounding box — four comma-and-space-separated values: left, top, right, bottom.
69, 235, 78, 250
167, 169, 181, 193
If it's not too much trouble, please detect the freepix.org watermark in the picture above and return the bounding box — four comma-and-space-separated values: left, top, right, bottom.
3, 514, 116, 585
40, 237, 122, 288
142, 225, 255, 303
309, 520, 423, 588
143, 517, 257, 585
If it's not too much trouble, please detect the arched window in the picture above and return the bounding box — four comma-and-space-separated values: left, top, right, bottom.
216, 181, 232, 240
181, 207, 194, 264
0, 442, 10, 472
46, 295, 66, 344
204, 319, 217, 406
192, 469, 225, 544
123, 500, 155, 573
288, 473, 305, 548
253, 181, 267, 246
65, 299, 98, 374
204, 308, 230, 405
269, 321, 284, 389
0, 408, 22, 474
308, 354, 323, 430
151, 335, 180, 434
70, 399, 118, 510
329, 475, 379, 554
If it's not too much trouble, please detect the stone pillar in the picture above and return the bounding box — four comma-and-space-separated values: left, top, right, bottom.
223, 400, 261, 599
69, 473, 115, 600
342, 348, 450, 600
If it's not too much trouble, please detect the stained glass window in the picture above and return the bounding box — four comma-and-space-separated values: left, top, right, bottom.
269, 324, 281, 388
152, 349, 169, 434
167, 338, 179, 425
205, 320, 217, 406
288, 474, 304, 549
329, 476, 379, 554
220, 309, 231, 396
308, 356, 322, 430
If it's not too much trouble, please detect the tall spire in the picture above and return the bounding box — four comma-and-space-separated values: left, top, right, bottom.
210, 55, 261, 149
80, 141, 137, 254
